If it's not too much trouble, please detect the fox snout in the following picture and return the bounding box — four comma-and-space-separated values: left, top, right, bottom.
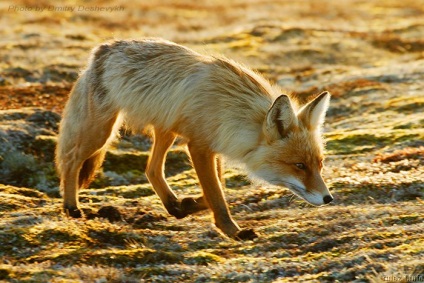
305, 192, 333, 206
288, 182, 333, 206
306, 192, 334, 206
300, 173, 333, 206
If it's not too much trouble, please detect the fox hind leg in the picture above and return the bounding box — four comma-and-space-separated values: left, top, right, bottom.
57, 96, 120, 217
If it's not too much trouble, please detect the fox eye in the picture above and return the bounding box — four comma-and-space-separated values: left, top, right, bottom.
295, 163, 306, 170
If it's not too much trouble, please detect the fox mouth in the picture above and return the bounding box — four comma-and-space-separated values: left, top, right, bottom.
279, 181, 309, 199
251, 171, 326, 206
275, 180, 324, 206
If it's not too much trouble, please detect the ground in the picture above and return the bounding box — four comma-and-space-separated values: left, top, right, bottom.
0, 0, 423, 282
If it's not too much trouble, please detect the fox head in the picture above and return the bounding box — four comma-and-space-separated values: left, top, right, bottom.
249, 91, 332, 206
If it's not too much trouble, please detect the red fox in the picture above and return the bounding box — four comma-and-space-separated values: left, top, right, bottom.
56, 38, 332, 240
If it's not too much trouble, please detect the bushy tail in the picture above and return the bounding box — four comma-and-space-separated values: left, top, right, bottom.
56, 71, 120, 192
78, 149, 107, 188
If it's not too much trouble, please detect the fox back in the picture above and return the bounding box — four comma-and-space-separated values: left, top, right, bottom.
90, 39, 275, 155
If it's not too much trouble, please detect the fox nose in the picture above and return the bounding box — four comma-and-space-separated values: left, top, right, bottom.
323, 195, 333, 204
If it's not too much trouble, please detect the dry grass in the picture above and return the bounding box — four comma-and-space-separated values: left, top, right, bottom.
0, 0, 423, 282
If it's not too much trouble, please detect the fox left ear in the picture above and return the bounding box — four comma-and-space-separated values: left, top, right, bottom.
298, 91, 331, 130
263, 94, 297, 142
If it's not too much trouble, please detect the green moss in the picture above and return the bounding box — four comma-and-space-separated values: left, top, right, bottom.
104, 151, 148, 174
37, 163, 60, 197
0, 186, 47, 199
387, 96, 424, 113
165, 150, 193, 176
121, 185, 155, 198
0, 151, 38, 184
302, 251, 336, 261
89, 172, 111, 188
325, 130, 424, 155
225, 172, 251, 188
91, 185, 154, 198
35, 228, 82, 244
30, 135, 56, 162
0, 148, 59, 193
140, 249, 184, 265
184, 251, 224, 265
27, 247, 90, 265
103, 149, 191, 177
326, 133, 392, 154
395, 240, 424, 254
0, 187, 48, 212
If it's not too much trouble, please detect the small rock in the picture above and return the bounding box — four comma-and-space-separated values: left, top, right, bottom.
0, 268, 10, 280
97, 206, 123, 222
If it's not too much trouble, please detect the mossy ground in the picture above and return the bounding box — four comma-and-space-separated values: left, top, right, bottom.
1, 0, 423, 282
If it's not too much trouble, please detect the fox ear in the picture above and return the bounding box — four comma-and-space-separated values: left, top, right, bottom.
264, 95, 297, 142
298, 91, 331, 130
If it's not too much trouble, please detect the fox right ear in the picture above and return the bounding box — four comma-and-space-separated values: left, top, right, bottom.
263, 95, 297, 142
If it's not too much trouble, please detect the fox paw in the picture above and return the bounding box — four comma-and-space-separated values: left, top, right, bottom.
167, 197, 208, 219
64, 207, 83, 218
234, 229, 258, 241
181, 197, 208, 214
